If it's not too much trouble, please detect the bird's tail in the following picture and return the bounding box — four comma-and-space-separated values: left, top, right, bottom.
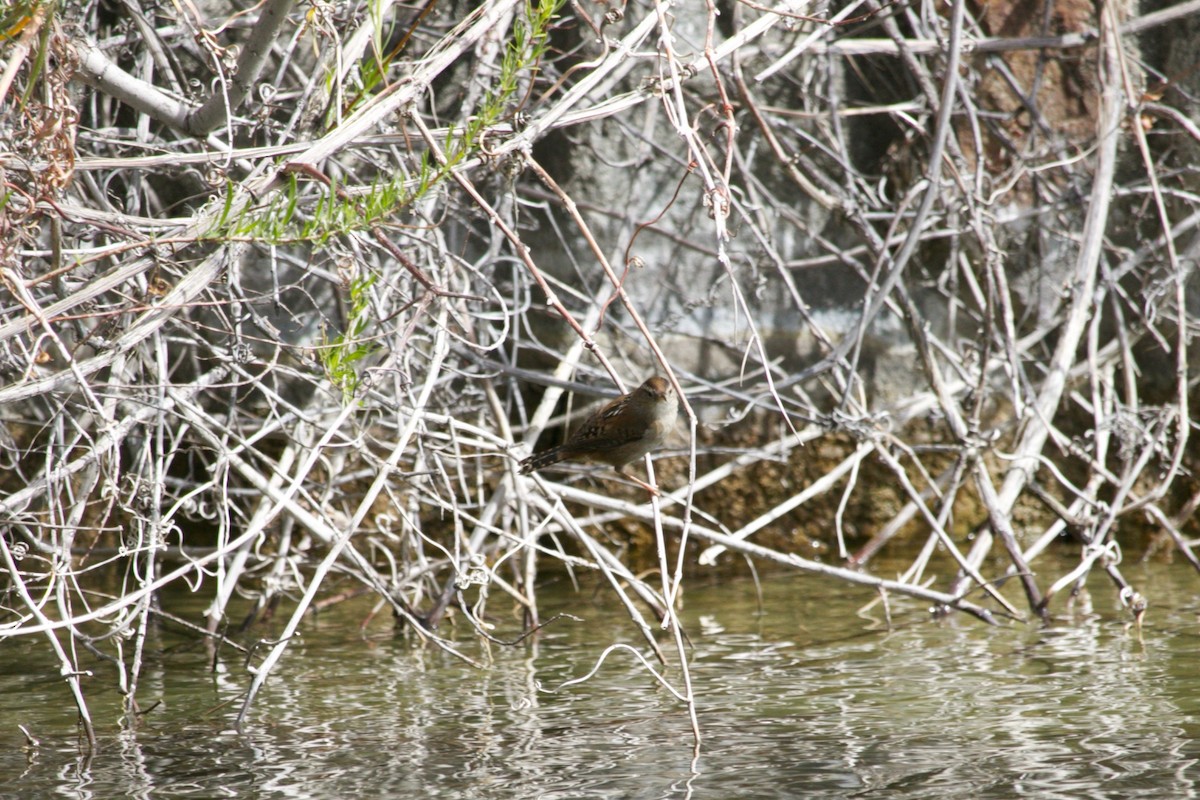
519, 446, 566, 474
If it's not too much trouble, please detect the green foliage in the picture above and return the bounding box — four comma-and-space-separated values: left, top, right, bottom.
202, 0, 562, 245
445, 0, 563, 165
3, 1, 57, 107
204, 167, 438, 246
321, 272, 379, 405
1, 2, 40, 41
353, 0, 392, 107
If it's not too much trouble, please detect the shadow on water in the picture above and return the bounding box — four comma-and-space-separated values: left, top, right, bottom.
3, 555, 1200, 799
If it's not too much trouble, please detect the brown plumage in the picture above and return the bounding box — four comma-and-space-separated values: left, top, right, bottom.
519, 376, 678, 492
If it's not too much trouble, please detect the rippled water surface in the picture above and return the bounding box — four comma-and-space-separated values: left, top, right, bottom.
2, 555, 1199, 798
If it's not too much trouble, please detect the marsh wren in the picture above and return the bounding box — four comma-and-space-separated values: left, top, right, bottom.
519, 376, 678, 494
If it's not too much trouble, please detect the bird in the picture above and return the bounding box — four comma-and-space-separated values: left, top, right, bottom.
519, 376, 678, 494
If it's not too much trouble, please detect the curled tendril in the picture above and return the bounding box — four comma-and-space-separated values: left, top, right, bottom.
455, 554, 490, 589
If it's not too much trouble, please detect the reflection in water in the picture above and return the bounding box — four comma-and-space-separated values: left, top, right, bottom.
1, 559, 1198, 798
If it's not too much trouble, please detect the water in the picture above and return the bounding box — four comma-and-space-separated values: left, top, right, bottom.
2, 557, 1198, 798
